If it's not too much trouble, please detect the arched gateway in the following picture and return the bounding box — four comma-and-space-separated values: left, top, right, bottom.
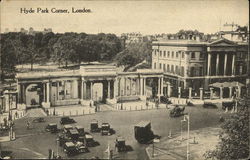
16, 64, 164, 109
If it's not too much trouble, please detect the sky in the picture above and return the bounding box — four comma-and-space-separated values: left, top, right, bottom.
0, 0, 249, 35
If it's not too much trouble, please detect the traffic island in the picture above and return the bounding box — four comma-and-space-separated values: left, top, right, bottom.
145, 127, 221, 160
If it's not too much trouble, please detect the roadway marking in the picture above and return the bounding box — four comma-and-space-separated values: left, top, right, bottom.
20, 147, 46, 157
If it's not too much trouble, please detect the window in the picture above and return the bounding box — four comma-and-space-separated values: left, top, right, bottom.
164, 51, 166, 57
171, 65, 174, 73
199, 67, 203, 76
175, 66, 179, 75
154, 51, 157, 56
154, 63, 156, 69
190, 67, 195, 77
160, 51, 162, 57
159, 63, 162, 69
163, 64, 166, 71
200, 52, 204, 59
191, 52, 195, 59
182, 52, 185, 59
167, 64, 170, 72
167, 51, 170, 57
176, 52, 179, 58
172, 51, 174, 58
181, 66, 184, 76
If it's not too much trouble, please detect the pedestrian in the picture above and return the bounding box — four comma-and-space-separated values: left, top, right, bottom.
15, 111, 18, 118
26, 121, 30, 130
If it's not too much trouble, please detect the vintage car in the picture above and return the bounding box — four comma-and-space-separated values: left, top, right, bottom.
169, 105, 185, 117
203, 102, 217, 109
85, 133, 95, 147
63, 142, 78, 156
90, 119, 99, 132
58, 133, 71, 146
134, 121, 154, 144
45, 123, 58, 133
32, 117, 45, 123
63, 125, 74, 134
115, 136, 126, 152
222, 101, 235, 110
75, 126, 85, 136
101, 123, 111, 136
75, 141, 88, 153
60, 117, 75, 125
68, 129, 80, 142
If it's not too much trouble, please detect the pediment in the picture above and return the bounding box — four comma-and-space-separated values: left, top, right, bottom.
209, 38, 237, 46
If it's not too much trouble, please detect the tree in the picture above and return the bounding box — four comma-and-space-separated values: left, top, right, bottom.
204, 98, 249, 160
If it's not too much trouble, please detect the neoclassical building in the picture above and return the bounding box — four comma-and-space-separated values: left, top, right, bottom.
152, 37, 248, 97
16, 64, 164, 109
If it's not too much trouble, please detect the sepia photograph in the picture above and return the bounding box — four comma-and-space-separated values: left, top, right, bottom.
0, 0, 249, 159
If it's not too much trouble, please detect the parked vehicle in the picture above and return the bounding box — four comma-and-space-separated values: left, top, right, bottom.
68, 129, 80, 142
169, 105, 185, 117
75, 141, 88, 153
63, 142, 78, 156
222, 101, 235, 110
85, 133, 95, 147
58, 133, 71, 146
90, 119, 99, 132
134, 121, 154, 144
101, 123, 110, 136
60, 117, 75, 125
45, 123, 58, 133
115, 136, 126, 152
63, 125, 73, 135
75, 126, 85, 136
203, 102, 217, 109
32, 117, 45, 123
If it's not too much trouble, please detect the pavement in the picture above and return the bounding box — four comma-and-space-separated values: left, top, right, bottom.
145, 127, 221, 160
1, 104, 229, 159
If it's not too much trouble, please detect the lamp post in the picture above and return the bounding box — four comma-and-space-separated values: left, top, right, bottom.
182, 114, 190, 160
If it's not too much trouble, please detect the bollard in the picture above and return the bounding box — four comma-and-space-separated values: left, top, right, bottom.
168, 130, 173, 139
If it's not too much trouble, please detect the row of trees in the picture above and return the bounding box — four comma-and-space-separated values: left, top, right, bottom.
1, 32, 123, 78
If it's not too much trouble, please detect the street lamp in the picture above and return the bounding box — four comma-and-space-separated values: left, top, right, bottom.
182, 114, 190, 160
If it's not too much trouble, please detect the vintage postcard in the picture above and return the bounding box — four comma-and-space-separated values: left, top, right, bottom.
0, 0, 249, 159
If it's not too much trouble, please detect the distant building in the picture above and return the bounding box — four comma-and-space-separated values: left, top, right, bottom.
152, 37, 248, 96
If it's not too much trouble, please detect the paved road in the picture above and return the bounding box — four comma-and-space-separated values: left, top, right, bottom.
2, 105, 228, 159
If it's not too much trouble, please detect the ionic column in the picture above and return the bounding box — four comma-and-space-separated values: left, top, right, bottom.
224, 53, 227, 75
63, 81, 66, 99
107, 81, 110, 98
113, 79, 118, 98
90, 81, 93, 100
158, 78, 161, 96
46, 82, 50, 102
140, 78, 143, 95
143, 78, 146, 95
178, 87, 181, 98
229, 87, 232, 99
130, 78, 132, 95
220, 87, 223, 99
232, 54, 235, 75
167, 83, 171, 97
216, 53, 219, 75
161, 77, 164, 95
207, 53, 211, 76
81, 80, 84, 99
199, 88, 203, 100
56, 81, 59, 100
43, 83, 46, 102
83, 82, 86, 99
124, 78, 126, 96
189, 87, 192, 99
210, 88, 214, 99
